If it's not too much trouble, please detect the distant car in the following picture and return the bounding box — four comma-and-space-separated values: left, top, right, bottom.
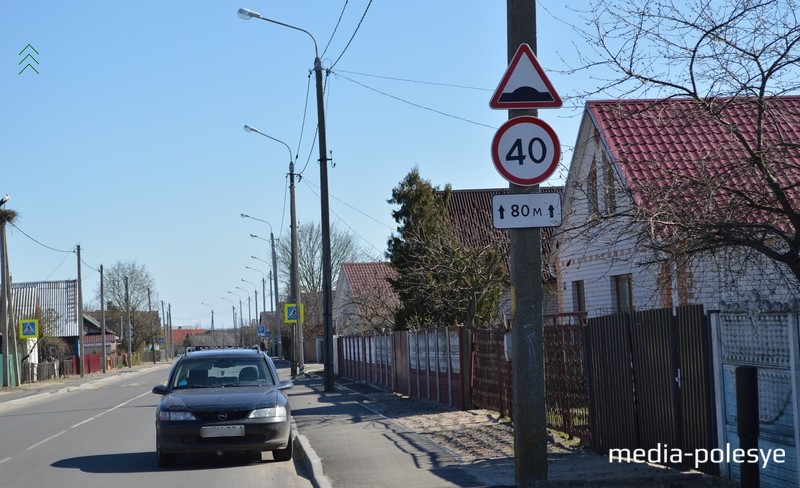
151, 348, 294, 467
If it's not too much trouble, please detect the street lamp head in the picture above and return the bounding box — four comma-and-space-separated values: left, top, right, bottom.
240, 213, 249, 219
243, 124, 257, 133
237, 8, 261, 20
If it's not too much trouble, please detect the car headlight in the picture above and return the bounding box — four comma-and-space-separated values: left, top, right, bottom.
158, 410, 197, 421
248, 405, 287, 420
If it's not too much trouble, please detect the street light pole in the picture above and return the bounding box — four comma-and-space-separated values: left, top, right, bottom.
242, 130, 302, 374
242, 278, 258, 332
244, 214, 282, 359
201, 302, 215, 347
221, 296, 236, 346
238, 6, 329, 386
227, 290, 243, 346
236, 285, 251, 345
245, 265, 268, 320
252, 254, 281, 358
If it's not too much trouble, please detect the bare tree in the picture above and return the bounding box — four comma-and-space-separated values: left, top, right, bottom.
276, 221, 370, 295
566, 0, 800, 287
95, 260, 159, 354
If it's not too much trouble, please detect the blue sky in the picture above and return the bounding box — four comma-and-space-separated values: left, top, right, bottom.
2, 1, 587, 329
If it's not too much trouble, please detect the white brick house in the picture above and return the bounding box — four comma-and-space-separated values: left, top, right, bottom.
554, 98, 800, 318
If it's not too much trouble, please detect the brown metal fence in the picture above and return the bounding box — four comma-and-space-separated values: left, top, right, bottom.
407, 328, 464, 408
470, 327, 513, 418
543, 313, 591, 441
336, 317, 591, 442
586, 305, 718, 475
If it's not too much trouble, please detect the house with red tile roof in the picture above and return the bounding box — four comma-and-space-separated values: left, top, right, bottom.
333, 262, 399, 335
444, 188, 562, 318
555, 97, 800, 317
170, 327, 207, 354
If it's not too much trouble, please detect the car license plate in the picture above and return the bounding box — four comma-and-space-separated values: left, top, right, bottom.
201, 425, 245, 438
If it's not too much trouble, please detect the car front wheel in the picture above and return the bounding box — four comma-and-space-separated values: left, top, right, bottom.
272, 438, 293, 462
157, 447, 177, 467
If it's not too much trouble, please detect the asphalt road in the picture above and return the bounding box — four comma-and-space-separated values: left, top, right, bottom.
0, 365, 313, 488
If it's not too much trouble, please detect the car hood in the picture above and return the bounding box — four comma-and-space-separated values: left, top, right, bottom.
161, 387, 284, 411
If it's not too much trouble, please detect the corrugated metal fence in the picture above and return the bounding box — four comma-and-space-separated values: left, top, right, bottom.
336, 306, 717, 474
586, 305, 718, 475
336, 315, 591, 442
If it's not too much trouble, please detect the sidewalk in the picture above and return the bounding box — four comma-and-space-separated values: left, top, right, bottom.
289, 367, 725, 488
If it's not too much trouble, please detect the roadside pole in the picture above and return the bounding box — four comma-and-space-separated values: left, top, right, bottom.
498, 1, 559, 483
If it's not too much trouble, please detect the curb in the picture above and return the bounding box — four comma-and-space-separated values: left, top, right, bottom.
293, 429, 332, 488
290, 369, 332, 488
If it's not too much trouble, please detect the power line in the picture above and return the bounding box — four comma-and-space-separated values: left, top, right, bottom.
295, 71, 313, 159
333, 71, 497, 129
9, 223, 72, 253
321, 0, 349, 58
330, 0, 373, 70
302, 180, 384, 257
335, 69, 492, 92
301, 177, 393, 231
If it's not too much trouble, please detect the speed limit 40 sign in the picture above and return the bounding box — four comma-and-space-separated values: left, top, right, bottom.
491, 116, 560, 186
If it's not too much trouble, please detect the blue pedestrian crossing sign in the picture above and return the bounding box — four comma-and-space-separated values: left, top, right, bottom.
284, 303, 305, 324
19, 319, 39, 339
258, 326, 266, 336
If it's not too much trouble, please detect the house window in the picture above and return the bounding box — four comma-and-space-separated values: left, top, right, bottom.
613, 274, 633, 313
587, 156, 599, 216
603, 154, 616, 214
572, 281, 586, 312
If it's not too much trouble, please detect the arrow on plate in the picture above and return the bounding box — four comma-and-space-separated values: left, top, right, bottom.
498, 205, 506, 219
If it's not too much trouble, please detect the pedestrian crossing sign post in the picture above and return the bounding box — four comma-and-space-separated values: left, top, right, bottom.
19, 319, 39, 339
284, 303, 305, 324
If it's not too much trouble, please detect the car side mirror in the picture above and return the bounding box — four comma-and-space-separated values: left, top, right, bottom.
278, 379, 293, 390
152, 385, 170, 395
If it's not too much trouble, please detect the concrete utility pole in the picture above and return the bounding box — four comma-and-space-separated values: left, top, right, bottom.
0, 214, 9, 388
125, 276, 132, 368
507, 0, 548, 484
161, 300, 167, 359
148, 288, 155, 364
101, 265, 106, 373
289, 155, 304, 375
77, 245, 85, 378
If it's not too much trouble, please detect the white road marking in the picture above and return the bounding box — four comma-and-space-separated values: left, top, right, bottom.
26, 431, 65, 450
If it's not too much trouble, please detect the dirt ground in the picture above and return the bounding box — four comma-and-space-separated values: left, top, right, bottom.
340, 379, 580, 463
338, 379, 738, 488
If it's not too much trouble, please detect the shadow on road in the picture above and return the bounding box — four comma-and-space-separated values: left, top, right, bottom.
51, 451, 277, 473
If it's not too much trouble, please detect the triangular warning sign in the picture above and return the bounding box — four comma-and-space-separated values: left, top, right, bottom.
490, 43, 562, 110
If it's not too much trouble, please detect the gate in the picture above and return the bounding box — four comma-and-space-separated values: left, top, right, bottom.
586, 305, 718, 474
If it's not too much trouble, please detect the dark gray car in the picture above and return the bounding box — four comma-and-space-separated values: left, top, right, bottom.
152, 348, 293, 467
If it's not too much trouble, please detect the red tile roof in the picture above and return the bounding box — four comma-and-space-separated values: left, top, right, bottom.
340, 262, 399, 308
171, 328, 206, 345
444, 188, 562, 259
587, 97, 800, 225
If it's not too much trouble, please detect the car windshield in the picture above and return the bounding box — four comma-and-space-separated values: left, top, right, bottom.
171, 357, 274, 389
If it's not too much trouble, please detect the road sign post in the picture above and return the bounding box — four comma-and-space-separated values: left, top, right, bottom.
493, 8, 558, 482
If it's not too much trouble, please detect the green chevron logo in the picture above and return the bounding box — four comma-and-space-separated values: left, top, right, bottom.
18, 44, 40, 75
